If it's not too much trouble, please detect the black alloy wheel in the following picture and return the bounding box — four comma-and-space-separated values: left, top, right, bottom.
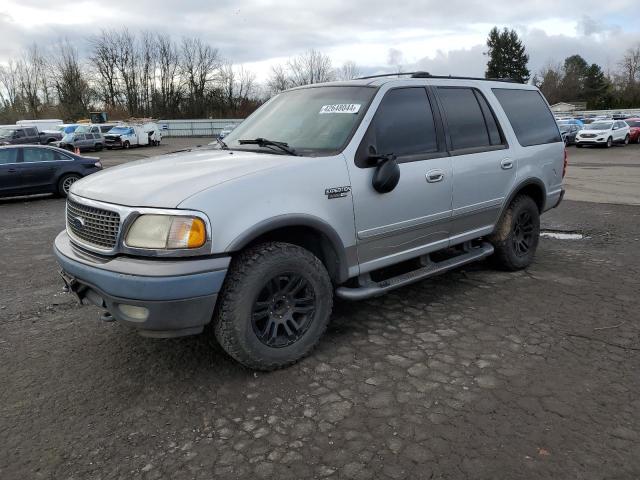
251, 273, 316, 348
511, 210, 535, 257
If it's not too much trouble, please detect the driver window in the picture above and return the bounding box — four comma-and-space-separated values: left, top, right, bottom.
369, 88, 438, 158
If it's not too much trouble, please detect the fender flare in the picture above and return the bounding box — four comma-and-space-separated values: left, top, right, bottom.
226, 214, 352, 283
500, 178, 547, 217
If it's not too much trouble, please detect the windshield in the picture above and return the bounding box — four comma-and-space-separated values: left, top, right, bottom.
627, 120, 640, 127
108, 126, 132, 135
75, 125, 91, 134
0, 128, 15, 137
223, 86, 377, 156
559, 125, 571, 133
59, 125, 78, 134
586, 122, 613, 130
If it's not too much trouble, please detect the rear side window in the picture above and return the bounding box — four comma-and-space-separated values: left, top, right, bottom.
23, 148, 59, 162
370, 87, 438, 157
437, 87, 503, 151
0, 148, 18, 164
26, 128, 38, 136
492, 89, 561, 147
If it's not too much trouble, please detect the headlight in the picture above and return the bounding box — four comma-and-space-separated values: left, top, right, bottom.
125, 215, 207, 249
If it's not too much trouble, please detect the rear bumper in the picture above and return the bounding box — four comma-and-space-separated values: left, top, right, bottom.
54, 231, 229, 337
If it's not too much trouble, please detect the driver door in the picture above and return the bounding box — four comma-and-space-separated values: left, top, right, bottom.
346, 87, 453, 273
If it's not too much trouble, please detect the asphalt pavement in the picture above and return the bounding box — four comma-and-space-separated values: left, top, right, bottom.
1, 140, 639, 479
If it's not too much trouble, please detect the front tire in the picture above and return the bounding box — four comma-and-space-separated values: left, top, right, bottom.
123, 141, 130, 149
606, 137, 613, 148
488, 195, 540, 271
214, 242, 333, 370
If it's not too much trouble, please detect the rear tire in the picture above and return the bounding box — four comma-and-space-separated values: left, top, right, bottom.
624, 135, 630, 146
58, 174, 81, 198
213, 242, 333, 370
488, 195, 540, 271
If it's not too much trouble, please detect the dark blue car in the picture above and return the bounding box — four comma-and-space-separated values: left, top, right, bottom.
0, 145, 102, 198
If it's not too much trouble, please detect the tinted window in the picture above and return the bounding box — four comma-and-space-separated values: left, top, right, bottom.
370, 88, 438, 157
15, 130, 25, 138
26, 128, 37, 136
23, 148, 59, 163
0, 148, 18, 164
438, 87, 491, 150
492, 89, 562, 146
474, 90, 503, 146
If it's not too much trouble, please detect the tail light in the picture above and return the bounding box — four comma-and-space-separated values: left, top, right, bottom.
562, 148, 568, 178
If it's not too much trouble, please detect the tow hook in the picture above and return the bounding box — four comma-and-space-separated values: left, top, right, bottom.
100, 311, 115, 322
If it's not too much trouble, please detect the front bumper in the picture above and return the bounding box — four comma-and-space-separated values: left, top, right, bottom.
575, 137, 606, 145
54, 231, 229, 337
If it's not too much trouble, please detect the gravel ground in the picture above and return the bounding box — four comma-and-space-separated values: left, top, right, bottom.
1, 142, 640, 479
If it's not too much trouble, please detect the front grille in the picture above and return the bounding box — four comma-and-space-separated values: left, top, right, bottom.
581, 134, 596, 138
66, 199, 121, 250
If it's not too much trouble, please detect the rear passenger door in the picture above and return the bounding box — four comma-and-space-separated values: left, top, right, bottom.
20, 147, 61, 191
433, 86, 513, 240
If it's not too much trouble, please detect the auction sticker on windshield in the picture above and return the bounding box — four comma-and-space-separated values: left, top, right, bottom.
319, 104, 361, 114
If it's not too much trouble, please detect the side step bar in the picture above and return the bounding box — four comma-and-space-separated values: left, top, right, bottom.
335, 242, 494, 301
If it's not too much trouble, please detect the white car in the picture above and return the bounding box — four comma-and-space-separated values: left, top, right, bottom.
575, 120, 631, 148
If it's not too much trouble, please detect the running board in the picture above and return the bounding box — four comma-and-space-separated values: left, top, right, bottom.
335, 242, 494, 301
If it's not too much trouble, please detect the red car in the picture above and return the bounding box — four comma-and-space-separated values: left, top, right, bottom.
627, 118, 640, 144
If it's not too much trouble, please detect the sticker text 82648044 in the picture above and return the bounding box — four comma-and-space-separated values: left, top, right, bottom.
319, 104, 361, 114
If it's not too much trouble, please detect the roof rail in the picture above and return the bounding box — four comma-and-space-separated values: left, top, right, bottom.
357, 71, 520, 83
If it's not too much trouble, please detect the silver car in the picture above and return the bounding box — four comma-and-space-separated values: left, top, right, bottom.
57, 125, 105, 152
54, 73, 565, 370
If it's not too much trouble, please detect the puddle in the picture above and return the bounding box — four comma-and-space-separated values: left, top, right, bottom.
540, 230, 586, 240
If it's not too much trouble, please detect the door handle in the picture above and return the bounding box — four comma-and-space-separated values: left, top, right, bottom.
8, 168, 17, 173
426, 170, 445, 183
500, 158, 514, 170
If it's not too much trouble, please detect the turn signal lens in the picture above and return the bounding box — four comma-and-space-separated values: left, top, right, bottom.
167, 217, 206, 249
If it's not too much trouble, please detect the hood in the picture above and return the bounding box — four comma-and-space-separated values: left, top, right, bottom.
71, 148, 298, 208
580, 129, 609, 135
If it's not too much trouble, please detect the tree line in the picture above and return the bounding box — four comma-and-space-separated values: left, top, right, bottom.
0, 30, 362, 124
485, 27, 640, 110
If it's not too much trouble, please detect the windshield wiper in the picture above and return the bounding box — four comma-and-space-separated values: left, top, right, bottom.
238, 138, 299, 156
216, 137, 229, 149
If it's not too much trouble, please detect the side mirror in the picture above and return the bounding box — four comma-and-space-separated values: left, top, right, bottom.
371, 153, 400, 194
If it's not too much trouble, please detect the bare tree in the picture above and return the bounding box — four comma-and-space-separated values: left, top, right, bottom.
287, 49, 334, 86
181, 37, 221, 116
89, 30, 122, 109
52, 41, 91, 120
138, 31, 156, 116
337, 61, 361, 80
387, 48, 404, 74
113, 28, 140, 115
155, 34, 182, 116
0, 60, 21, 111
17, 45, 46, 117
537, 62, 564, 105
619, 46, 640, 86
267, 64, 291, 95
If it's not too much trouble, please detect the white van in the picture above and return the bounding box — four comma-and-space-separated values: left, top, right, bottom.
17, 119, 64, 131
103, 124, 149, 149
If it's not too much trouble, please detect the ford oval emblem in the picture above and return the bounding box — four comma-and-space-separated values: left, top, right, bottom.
70, 216, 86, 229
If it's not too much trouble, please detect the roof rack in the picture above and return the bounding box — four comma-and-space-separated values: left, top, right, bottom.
357, 71, 520, 83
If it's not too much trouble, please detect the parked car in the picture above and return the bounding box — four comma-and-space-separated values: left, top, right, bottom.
625, 118, 640, 144
559, 124, 579, 145
557, 118, 584, 129
0, 145, 102, 198
575, 120, 631, 148
104, 125, 149, 149
0, 126, 61, 146
54, 74, 565, 370
56, 125, 105, 152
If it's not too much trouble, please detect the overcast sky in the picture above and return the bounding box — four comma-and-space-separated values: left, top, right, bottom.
1, 0, 640, 81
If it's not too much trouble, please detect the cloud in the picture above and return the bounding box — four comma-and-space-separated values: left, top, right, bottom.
0, 0, 639, 81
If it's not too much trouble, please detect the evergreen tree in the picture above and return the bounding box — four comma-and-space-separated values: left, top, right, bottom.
583, 64, 611, 109
485, 27, 530, 83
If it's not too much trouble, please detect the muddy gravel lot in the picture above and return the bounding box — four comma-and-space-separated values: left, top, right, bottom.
1, 141, 640, 479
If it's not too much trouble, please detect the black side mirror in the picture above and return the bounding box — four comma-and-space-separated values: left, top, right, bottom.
371, 153, 400, 194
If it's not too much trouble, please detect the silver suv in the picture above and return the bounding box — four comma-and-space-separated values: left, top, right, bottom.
54, 73, 566, 370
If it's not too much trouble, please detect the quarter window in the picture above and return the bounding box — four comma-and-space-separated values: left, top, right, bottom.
437, 87, 502, 151
0, 148, 18, 164
492, 88, 562, 147
369, 87, 438, 158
